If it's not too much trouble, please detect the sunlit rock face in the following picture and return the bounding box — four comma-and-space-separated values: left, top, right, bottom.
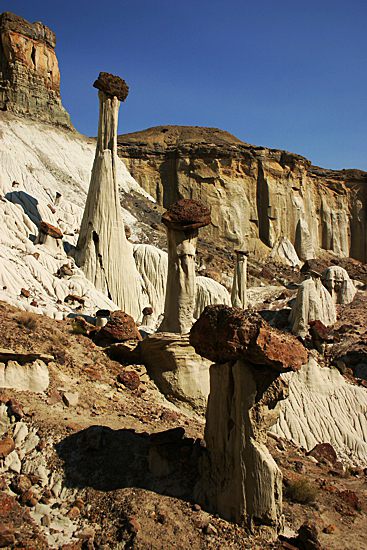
0, 12, 72, 128
118, 125, 367, 262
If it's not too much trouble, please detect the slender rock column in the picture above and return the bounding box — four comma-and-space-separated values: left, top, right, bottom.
231, 249, 248, 309
158, 199, 210, 334
75, 73, 143, 320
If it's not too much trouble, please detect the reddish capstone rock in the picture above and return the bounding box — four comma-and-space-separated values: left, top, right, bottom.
99, 310, 142, 342
38, 220, 63, 239
93, 72, 129, 101
308, 443, 337, 465
189, 304, 307, 372
161, 199, 211, 231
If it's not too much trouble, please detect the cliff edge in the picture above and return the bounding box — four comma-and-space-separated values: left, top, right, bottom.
0, 12, 73, 129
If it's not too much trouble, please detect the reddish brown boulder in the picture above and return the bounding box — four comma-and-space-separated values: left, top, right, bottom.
309, 320, 329, 341
339, 489, 361, 510
117, 370, 140, 390
189, 304, 307, 372
99, 310, 142, 342
93, 72, 129, 101
0, 436, 15, 459
297, 520, 322, 550
161, 199, 211, 231
38, 220, 63, 239
308, 443, 337, 465
20, 288, 30, 298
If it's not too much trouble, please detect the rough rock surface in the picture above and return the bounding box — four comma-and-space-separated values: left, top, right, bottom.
93, 72, 129, 102
321, 265, 357, 304
139, 332, 212, 412
0, 12, 73, 128
98, 310, 142, 342
161, 198, 211, 230
289, 277, 336, 337
190, 304, 307, 371
118, 125, 367, 262
75, 82, 145, 320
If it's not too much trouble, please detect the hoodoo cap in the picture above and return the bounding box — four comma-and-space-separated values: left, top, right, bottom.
93, 72, 129, 102
161, 198, 211, 231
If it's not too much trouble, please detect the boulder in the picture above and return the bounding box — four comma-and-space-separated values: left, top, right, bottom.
190, 304, 307, 371
97, 310, 141, 342
139, 333, 212, 412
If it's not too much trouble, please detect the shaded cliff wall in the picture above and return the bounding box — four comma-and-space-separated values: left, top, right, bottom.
0, 12, 73, 128
117, 128, 367, 262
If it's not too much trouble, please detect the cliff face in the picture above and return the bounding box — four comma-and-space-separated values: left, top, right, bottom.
0, 12, 73, 128
117, 126, 367, 262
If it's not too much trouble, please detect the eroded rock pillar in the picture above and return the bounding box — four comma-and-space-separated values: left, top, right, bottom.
75, 73, 143, 320
190, 305, 308, 536
158, 199, 210, 333
231, 249, 248, 309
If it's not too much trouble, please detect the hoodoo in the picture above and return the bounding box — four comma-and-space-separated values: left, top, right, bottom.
190, 305, 308, 536
231, 249, 248, 309
158, 198, 211, 333
75, 72, 144, 320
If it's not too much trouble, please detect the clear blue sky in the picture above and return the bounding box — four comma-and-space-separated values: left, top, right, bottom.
7, 0, 367, 170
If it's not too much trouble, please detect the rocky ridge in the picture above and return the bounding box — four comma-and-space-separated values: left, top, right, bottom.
117, 125, 367, 263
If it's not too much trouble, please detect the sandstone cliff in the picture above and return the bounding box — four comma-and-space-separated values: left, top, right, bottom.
0, 12, 73, 128
117, 126, 367, 263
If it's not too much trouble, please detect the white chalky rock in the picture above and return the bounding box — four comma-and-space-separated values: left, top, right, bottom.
321, 266, 357, 304
231, 251, 248, 309
294, 218, 315, 261
195, 276, 231, 320
0, 359, 49, 392
270, 236, 301, 268
4, 449, 22, 473
13, 422, 29, 447
271, 357, 367, 466
289, 277, 336, 337
75, 90, 145, 320
0, 403, 11, 436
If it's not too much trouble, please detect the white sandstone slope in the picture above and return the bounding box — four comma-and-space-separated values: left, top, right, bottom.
271, 357, 367, 467
0, 113, 152, 318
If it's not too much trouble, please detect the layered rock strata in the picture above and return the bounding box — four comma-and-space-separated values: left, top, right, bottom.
190, 305, 307, 535
75, 73, 144, 320
117, 126, 367, 262
0, 12, 72, 128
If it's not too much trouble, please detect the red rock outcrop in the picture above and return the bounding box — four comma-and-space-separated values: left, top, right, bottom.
0, 12, 73, 128
189, 304, 307, 372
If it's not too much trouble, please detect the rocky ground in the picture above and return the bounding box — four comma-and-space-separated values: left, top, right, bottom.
0, 297, 367, 549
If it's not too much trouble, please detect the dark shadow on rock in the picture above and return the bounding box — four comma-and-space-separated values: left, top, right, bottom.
55, 425, 200, 500
5, 190, 41, 227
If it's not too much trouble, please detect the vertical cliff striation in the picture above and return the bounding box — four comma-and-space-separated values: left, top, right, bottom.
117, 126, 367, 263
0, 12, 73, 128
